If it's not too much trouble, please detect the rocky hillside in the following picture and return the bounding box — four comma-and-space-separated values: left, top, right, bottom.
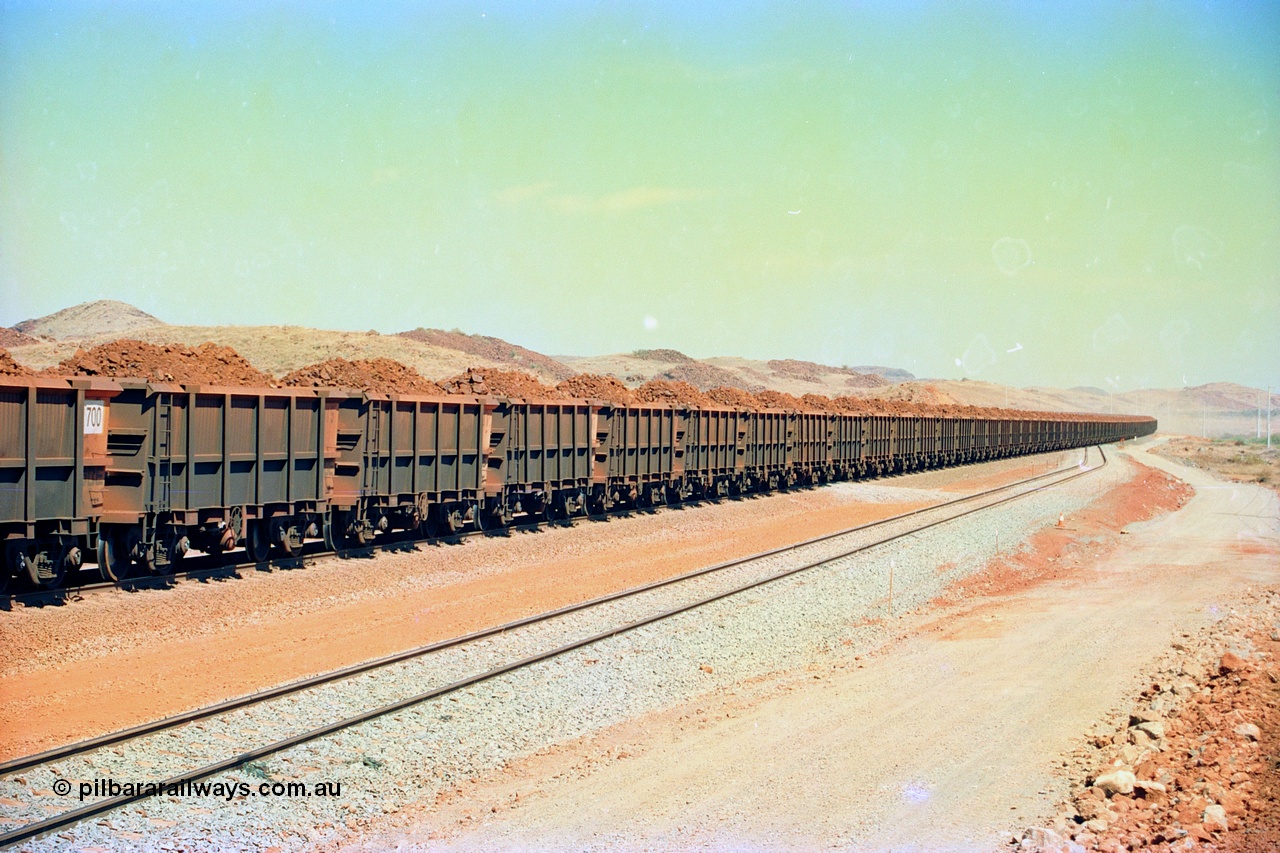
4, 300, 1273, 437
871, 378, 1277, 439
13, 300, 162, 339
559, 351, 898, 397
398, 328, 575, 380
5, 324, 532, 384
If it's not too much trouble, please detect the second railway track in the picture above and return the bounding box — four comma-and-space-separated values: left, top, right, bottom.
0, 446, 1109, 849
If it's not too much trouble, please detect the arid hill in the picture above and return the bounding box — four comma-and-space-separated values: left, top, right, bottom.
3, 324, 559, 384
3, 300, 1272, 437
13, 300, 163, 340
397, 328, 575, 380
859, 378, 1276, 439
560, 351, 893, 398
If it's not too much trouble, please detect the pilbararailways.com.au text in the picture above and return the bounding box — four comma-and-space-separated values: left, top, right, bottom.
56, 777, 342, 802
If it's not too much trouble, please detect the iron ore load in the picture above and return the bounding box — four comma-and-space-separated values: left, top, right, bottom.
0, 366, 1156, 591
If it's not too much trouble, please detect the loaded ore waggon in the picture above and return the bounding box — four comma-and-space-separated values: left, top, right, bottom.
0, 373, 1156, 591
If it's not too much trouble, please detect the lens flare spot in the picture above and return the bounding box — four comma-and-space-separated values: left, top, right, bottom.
992, 237, 1032, 275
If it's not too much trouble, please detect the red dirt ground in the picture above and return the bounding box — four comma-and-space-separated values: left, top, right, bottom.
936, 457, 1069, 493
930, 461, 1193, 606
0, 498, 931, 761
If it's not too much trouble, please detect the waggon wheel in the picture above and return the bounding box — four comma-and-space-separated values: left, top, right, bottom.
323, 512, 338, 551
477, 506, 506, 531
5, 540, 39, 589
99, 528, 147, 577
271, 519, 304, 558
97, 529, 133, 582
402, 506, 423, 534
162, 527, 188, 572
524, 497, 549, 524
0, 550, 14, 595
40, 541, 73, 587
424, 506, 458, 538
117, 526, 156, 575
203, 539, 228, 566
248, 520, 272, 563
546, 494, 568, 522
138, 541, 157, 575
333, 510, 371, 548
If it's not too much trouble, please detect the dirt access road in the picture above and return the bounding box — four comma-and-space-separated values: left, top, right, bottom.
351, 442, 1279, 852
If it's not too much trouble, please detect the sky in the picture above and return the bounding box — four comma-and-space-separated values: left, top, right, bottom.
1, 1, 1277, 391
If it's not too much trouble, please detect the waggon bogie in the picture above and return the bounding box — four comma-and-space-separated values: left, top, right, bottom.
5, 534, 81, 589
418, 502, 459, 538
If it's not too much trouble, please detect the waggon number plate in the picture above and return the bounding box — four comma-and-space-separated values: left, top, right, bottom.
84, 401, 104, 434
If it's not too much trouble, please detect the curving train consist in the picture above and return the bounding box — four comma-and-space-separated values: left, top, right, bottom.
0, 373, 1156, 591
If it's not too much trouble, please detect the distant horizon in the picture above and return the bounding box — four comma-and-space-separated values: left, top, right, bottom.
6, 297, 1278, 399
3, 2, 1277, 392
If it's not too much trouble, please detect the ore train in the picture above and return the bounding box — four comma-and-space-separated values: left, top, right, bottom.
0, 374, 1156, 591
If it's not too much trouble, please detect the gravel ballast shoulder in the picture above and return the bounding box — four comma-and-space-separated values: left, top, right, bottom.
7, 449, 1133, 852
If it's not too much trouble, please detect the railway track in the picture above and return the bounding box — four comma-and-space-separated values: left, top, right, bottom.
0, 446, 1106, 849
0, 451, 1072, 609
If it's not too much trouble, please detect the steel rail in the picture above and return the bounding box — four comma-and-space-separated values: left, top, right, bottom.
0, 448, 1089, 777
0, 446, 1107, 848
2, 444, 1100, 607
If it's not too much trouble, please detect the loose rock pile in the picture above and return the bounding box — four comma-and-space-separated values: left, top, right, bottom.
707, 386, 760, 408
755, 389, 809, 410
440, 368, 557, 399
633, 379, 713, 407
1015, 589, 1280, 852
282, 358, 443, 395
7, 338, 1151, 426
843, 372, 892, 389
43, 340, 275, 386
632, 348, 696, 363
800, 393, 839, 412
0, 328, 38, 348
0, 348, 33, 377
658, 362, 753, 390
556, 374, 635, 404
767, 358, 890, 389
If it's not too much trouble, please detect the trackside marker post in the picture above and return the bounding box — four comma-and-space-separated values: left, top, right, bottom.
888, 559, 894, 618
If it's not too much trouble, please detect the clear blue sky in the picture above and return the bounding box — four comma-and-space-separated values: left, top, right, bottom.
2, 1, 1277, 389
